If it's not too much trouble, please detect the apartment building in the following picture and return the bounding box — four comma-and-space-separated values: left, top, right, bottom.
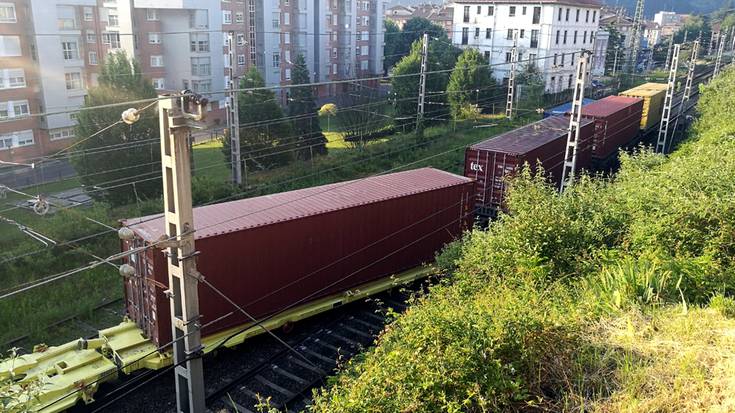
450, 0, 602, 94
254, 0, 385, 99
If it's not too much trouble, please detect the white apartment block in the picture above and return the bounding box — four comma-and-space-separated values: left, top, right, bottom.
450, 0, 602, 93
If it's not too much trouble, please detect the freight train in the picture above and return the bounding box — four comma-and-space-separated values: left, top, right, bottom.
0, 81, 698, 413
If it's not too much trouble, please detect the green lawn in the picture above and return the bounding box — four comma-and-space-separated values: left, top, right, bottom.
193, 140, 230, 182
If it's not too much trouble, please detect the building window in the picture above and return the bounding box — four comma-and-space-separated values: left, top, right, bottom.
505, 52, 512, 63
223, 10, 232, 24
237, 33, 245, 46
272, 12, 279, 28
191, 57, 211, 76
568, 74, 573, 88
532, 7, 541, 24
484, 50, 490, 61
560, 53, 565, 66
102, 32, 121, 49
519, 29, 525, 38
147, 9, 159, 21
530, 30, 539, 48
0, 130, 34, 150
89, 51, 97, 65
476, 5, 481, 14
506, 29, 513, 40
148, 32, 161, 44
191, 80, 211, 93
150, 55, 163, 67
361, 45, 368, 56
573, 30, 577, 44
65, 72, 82, 90
62, 40, 79, 60
283, 32, 290, 44
461, 27, 468, 45
463, 6, 469, 23
522, 6, 527, 15
190, 33, 209, 52
152, 78, 165, 89
575, 9, 580, 22
565, 8, 570, 21
86, 31, 96, 43
57, 5, 77, 30
485, 28, 491, 39
237, 54, 245, 65
474, 27, 480, 38
509, 6, 516, 17
236, 12, 244, 23
108, 12, 119, 27
585, 10, 590, 23
592, 10, 596, 22
583, 31, 587, 44
0, 68, 25, 89
558, 7, 562, 21
332, 63, 337, 75
487, 6, 493, 16
529, 53, 536, 65
0, 35, 21, 56
285, 68, 291, 80
550, 76, 556, 90
553, 53, 558, 65
49, 128, 75, 141
0, 2, 16, 23
362, 16, 369, 26
272, 52, 280, 68
555, 30, 560, 44
0, 100, 29, 119
563, 30, 568, 44
283, 12, 289, 25
332, 47, 337, 58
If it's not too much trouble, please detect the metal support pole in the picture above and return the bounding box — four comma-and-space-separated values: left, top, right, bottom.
560, 50, 590, 192
227, 32, 242, 185
656, 43, 680, 154
505, 30, 518, 119
714, 34, 726, 77
626, 0, 645, 73
708, 31, 716, 56
158, 93, 207, 413
682, 30, 688, 45
612, 47, 620, 76
730, 27, 735, 53
664, 35, 673, 69
672, 40, 698, 139
416, 33, 428, 131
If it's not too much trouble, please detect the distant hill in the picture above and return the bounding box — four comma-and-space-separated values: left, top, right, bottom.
605, 0, 730, 17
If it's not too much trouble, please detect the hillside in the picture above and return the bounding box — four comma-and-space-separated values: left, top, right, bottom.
607, 0, 728, 17
308, 67, 735, 412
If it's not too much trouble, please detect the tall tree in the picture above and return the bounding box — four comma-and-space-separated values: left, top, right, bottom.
223, 67, 293, 174
384, 19, 402, 73
447, 48, 496, 120
604, 27, 625, 75
73, 51, 160, 206
391, 38, 461, 129
287, 54, 327, 160
515, 63, 545, 114
673, 15, 711, 43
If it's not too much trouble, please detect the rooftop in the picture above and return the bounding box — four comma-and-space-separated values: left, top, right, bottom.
469, 116, 593, 155
451, 0, 602, 6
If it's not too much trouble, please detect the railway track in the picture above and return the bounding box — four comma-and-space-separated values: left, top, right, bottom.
73, 284, 419, 413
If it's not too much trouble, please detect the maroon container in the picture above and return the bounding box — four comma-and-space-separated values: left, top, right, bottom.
121, 168, 475, 347
576, 95, 644, 160
464, 116, 595, 215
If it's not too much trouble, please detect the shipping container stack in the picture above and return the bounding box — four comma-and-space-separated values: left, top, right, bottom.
574, 96, 644, 161
121, 168, 476, 347
464, 116, 596, 218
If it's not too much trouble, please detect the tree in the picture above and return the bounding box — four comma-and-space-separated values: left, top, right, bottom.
287, 54, 327, 160
319, 103, 338, 131
223, 67, 293, 174
515, 63, 545, 114
604, 27, 625, 75
335, 87, 390, 149
391, 38, 461, 129
720, 13, 735, 36
385, 17, 447, 73
73, 51, 160, 206
447, 48, 496, 120
673, 15, 711, 43
384, 20, 402, 73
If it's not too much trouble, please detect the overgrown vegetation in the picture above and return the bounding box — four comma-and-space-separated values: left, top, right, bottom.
308, 68, 735, 412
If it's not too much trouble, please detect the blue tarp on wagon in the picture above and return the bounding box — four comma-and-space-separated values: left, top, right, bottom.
543, 98, 597, 118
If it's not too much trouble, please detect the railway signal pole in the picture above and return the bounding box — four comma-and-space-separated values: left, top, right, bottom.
416, 33, 429, 132
672, 40, 698, 138
560, 51, 591, 192
506, 30, 519, 119
664, 36, 673, 69
714, 34, 726, 78
656, 44, 680, 154
158, 92, 208, 413
227, 32, 242, 186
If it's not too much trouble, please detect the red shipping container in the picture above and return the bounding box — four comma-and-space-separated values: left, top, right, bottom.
576, 95, 644, 160
464, 116, 595, 215
121, 168, 475, 347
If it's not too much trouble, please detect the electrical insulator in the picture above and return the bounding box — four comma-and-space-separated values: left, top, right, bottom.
121, 108, 141, 125
118, 226, 136, 241
32, 198, 49, 215
119, 264, 136, 278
